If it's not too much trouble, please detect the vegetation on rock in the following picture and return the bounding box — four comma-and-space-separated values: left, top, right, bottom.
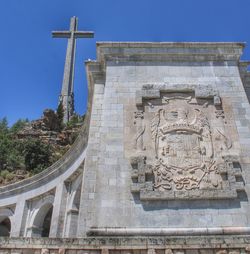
0, 110, 84, 186
56, 101, 65, 131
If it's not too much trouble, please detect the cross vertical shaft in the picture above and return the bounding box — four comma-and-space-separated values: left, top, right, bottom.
61, 17, 76, 123
52, 17, 94, 123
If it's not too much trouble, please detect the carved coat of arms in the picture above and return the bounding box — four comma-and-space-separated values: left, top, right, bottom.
128, 85, 244, 200
151, 100, 217, 191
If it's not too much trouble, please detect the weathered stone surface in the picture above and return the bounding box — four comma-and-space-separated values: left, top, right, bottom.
129, 89, 242, 200
80, 42, 250, 234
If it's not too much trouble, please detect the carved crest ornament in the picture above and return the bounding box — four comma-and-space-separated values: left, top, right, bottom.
129, 84, 244, 200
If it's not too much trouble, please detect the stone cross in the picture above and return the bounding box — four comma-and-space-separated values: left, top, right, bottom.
52, 16, 94, 123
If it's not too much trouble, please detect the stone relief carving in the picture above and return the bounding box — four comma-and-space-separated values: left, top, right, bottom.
133, 111, 146, 151
215, 110, 225, 119
129, 84, 244, 200
215, 129, 232, 151
151, 101, 217, 192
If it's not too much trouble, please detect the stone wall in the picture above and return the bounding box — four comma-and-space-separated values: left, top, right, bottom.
78, 42, 250, 237
0, 236, 250, 254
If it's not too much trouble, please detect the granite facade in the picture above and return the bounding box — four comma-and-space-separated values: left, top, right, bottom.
79, 43, 250, 236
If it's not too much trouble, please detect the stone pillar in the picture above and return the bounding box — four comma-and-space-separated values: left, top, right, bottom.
49, 182, 68, 237
10, 198, 26, 237
77, 82, 105, 236
64, 208, 79, 237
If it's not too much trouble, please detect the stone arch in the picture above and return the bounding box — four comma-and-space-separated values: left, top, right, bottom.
68, 179, 82, 211
26, 195, 54, 237
0, 208, 13, 237
64, 176, 82, 237
0, 218, 11, 237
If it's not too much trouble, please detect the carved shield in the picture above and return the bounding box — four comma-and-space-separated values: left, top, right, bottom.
151, 100, 214, 191
129, 87, 242, 200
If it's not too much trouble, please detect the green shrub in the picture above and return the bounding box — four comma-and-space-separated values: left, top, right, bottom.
10, 119, 28, 134
0, 114, 80, 182
22, 138, 52, 172
0, 118, 8, 134
0, 169, 16, 181
0, 170, 10, 178
56, 101, 64, 131
0, 118, 10, 170
5, 172, 15, 181
66, 114, 85, 129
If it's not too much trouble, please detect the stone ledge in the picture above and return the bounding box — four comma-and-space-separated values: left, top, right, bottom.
0, 235, 250, 249
87, 227, 250, 236
96, 42, 245, 63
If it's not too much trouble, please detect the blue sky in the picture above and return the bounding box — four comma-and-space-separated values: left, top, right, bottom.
1, 0, 250, 125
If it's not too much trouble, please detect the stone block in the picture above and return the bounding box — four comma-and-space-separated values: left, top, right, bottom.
10, 251, 23, 254
164, 250, 173, 254
147, 250, 155, 254
200, 251, 214, 254
66, 251, 77, 254
228, 250, 241, 254
186, 251, 199, 254
41, 250, 50, 254
76, 252, 87, 254
215, 251, 227, 254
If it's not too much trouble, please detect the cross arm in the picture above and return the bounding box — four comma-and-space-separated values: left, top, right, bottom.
74, 31, 94, 38
52, 31, 94, 39
52, 31, 71, 38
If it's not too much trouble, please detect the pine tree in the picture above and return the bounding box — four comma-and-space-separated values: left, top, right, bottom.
56, 101, 64, 131
22, 138, 51, 173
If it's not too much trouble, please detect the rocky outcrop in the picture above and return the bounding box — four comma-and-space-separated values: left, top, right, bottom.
0, 109, 83, 186
17, 109, 82, 147
32, 109, 61, 131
